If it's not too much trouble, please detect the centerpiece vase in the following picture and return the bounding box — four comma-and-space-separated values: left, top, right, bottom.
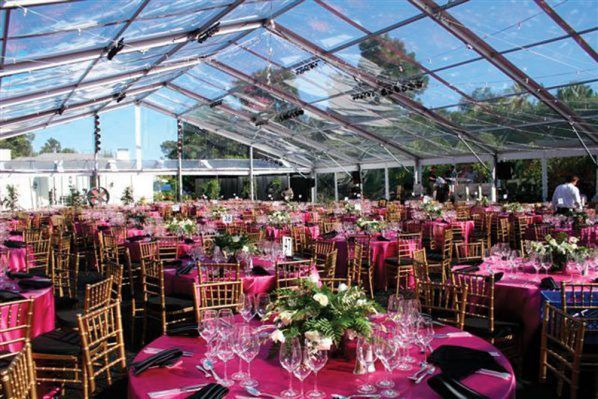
551, 253, 567, 273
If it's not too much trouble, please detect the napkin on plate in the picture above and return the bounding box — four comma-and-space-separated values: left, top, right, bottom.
251, 266, 270, 276
377, 235, 390, 242
176, 264, 195, 276
131, 348, 183, 376
186, 383, 229, 399
428, 345, 507, 379
166, 323, 200, 337
456, 266, 480, 274
489, 272, 504, 282
428, 373, 490, 399
7, 271, 33, 279
0, 290, 26, 303
321, 230, 338, 239
18, 278, 53, 290
539, 277, 559, 290
3, 240, 26, 249
163, 260, 183, 268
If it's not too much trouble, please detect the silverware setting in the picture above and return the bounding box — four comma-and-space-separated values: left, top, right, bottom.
195, 364, 212, 378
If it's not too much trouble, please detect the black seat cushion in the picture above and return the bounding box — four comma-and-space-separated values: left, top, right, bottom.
55, 308, 82, 328
54, 296, 79, 310
31, 329, 81, 356
427, 252, 444, 262
384, 257, 414, 266
147, 295, 194, 311
463, 316, 521, 339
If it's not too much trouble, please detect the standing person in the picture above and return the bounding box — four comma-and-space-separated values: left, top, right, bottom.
551, 175, 582, 215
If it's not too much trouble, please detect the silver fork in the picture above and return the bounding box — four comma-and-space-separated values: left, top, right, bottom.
195, 365, 212, 378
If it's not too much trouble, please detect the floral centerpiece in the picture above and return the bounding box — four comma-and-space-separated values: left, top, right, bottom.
343, 202, 361, 216
356, 217, 384, 233
421, 201, 443, 219
477, 196, 490, 207
269, 279, 379, 354
267, 210, 291, 227
213, 233, 256, 258
126, 210, 151, 228
503, 202, 524, 213
165, 218, 197, 237
211, 205, 227, 219
571, 211, 589, 231
527, 232, 588, 272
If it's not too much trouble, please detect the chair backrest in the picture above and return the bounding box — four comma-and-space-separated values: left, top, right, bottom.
83, 277, 113, 313
539, 302, 585, 399
322, 249, 338, 279
77, 302, 126, 395
397, 232, 422, 259
454, 241, 485, 263
193, 281, 243, 321
23, 229, 43, 243
0, 344, 37, 399
349, 243, 364, 286
560, 282, 598, 332
0, 299, 33, 357
27, 238, 52, 273
417, 280, 467, 329
198, 262, 239, 284
51, 251, 79, 299
104, 262, 124, 303
275, 259, 312, 292
452, 271, 496, 333
155, 236, 180, 262
140, 259, 165, 303
138, 241, 158, 260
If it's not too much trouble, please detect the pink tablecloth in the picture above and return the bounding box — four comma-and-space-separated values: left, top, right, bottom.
0, 286, 55, 352
423, 220, 474, 248
2, 234, 28, 272
266, 226, 320, 240
128, 324, 515, 399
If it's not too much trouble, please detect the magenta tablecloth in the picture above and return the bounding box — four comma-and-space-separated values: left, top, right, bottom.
2, 234, 28, 272
0, 286, 55, 352
423, 220, 474, 248
371, 239, 397, 290
128, 324, 515, 399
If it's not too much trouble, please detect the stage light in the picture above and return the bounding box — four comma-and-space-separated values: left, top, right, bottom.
107, 38, 125, 60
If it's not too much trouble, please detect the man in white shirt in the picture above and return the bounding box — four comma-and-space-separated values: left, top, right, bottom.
551, 175, 582, 215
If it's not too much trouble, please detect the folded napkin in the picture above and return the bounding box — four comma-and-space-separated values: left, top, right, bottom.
163, 260, 183, 268
428, 374, 489, 399
456, 266, 480, 274
176, 264, 195, 276
9, 230, 21, 236
321, 230, 338, 239
428, 345, 507, 379
593, 277, 598, 283
18, 278, 52, 290
0, 290, 26, 303
184, 238, 195, 244
3, 240, 26, 249
166, 323, 200, 337
7, 271, 33, 279
539, 277, 559, 290
131, 348, 183, 376
251, 265, 270, 276
490, 272, 504, 283
97, 225, 110, 231
186, 383, 229, 399
377, 235, 390, 241
127, 235, 150, 242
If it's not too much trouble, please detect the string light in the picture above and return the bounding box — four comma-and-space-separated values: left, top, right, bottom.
276, 108, 304, 122
294, 60, 319, 75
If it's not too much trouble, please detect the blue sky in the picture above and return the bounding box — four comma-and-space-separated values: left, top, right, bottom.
32, 106, 176, 160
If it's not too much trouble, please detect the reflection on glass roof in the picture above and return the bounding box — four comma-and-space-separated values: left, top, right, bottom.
0, 0, 595, 166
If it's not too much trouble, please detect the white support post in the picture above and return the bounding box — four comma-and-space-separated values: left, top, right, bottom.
312, 172, 317, 203
541, 156, 548, 202
135, 104, 142, 170
490, 157, 497, 203
384, 167, 390, 200
333, 172, 339, 201
249, 146, 255, 201
414, 160, 421, 186
176, 119, 183, 202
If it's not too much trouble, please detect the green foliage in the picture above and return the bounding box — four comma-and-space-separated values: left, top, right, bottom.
39, 137, 75, 154
120, 185, 134, 206
1, 185, 19, 211
0, 135, 34, 157
65, 186, 84, 207
161, 123, 248, 160
198, 179, 220, 200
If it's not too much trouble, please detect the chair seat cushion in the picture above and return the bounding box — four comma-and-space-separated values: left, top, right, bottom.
55, 309, 81, 328
427, 252, 444, 262
385, 257, 414, 266
147, 295, 194, 311
31, 329, 81, 356
54, 296, 79, 310
463, 317, 521, 339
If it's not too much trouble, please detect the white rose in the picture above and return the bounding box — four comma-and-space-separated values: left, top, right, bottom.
279, 311, 294, 326
307, 275, 319, 284
356, 299, 366, 306
270, 329, 286, 344
232, 236, 240, 243
317, 337, 333, 351
304, 330, 320, 342
313, 293, 329, 307
242, 245, 249, 253
337, 283, 348, 292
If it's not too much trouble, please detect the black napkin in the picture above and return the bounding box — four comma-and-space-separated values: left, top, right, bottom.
456, 266, 480, 274
251, 265, 270, 276
128, 235, 149, 242
490, 272, 504, 283
9, 230, 21, 236
321, 230, 338, 239
176, 264, 195, 276
539, 277, 559, 290
130, 348, 183, 376
97, 225, 110, 231
18, 278, 52, 290
377, 235, 390, 241
593, 277, 598, 283
428, 374, 490, 399
166, 323, 200, 337
428, 345, 507, 379
3, 240, 26, 248
184, 238, 195, 244
186, 383, 229, 399
0, 290, 26, 303
7, 271, 33, 279
164, 260, 183, 268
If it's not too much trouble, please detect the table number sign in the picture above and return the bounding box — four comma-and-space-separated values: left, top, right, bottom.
282, 236, 293, 257
221, 214, 233, 224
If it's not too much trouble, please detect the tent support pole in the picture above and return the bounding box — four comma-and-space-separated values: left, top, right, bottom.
249, 145, 255, 201
541, 156, 548, 202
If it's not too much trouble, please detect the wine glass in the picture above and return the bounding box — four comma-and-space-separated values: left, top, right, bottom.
231, 325, 250, 381
239, 293, 255, 323
540, 252, 552, 277
374, 333, 398, 398
532, 255, 543, 282
199, 310, 218, 361
218, 309, 234, 338
216, 334, 235, 387
417, 316, 434, 366
304, 343, 328, 399
239, 328, 261, 388
255, 293, 270, 321
293, 358, 312, 398
356, 337, 376, 394
279, 337, 302, 398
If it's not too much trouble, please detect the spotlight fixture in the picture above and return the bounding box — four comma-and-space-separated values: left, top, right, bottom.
94, 114, 101, 154
194, 22, 220, 44
106, 38, 125, 60
56, 106, 66, 116
276, 108, 304, 122
294, 60, 319, 75
209, 99, 223, 108
177, 120, 183, 156
113, 92, 127, 103
251, 115, 269, 126
351, 90, 376, 100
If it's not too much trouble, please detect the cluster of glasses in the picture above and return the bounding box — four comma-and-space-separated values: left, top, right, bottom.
487, 244, 518, 276
198, 308, 262, 388
237, 293, 270, 323
279, 337, 328, 399
355, 296, 434, 398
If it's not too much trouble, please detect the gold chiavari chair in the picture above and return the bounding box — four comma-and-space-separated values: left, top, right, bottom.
539, 302, 585, 399
104, 261, 123, 304
198, 262, 239, 283
385, 232, 421, 294
0, 344, 37, 399
77, 302, 126, 397
275, 259, 312, 297
0, 299, 33, 361
320, 250, 347, 291
493, 216, 510, 244
201, 234, 216, 256
55, 277, 113, 329
50, 214, 65, 230
51, 251, 79, 301
246, 231, 263, 244
426, 229, 453, 283
534, 224, 553, 242
23, 229, 43, 243
141, 259, 194, 341
193, 281, 243, 321
349, 243, 374, 298
454, 241, 485, 265
416, 281, 467, 329
560, 282, 598, 334
155, 236, 180, 262
310, 240, 336, 276
291, 227, 307, 255
455, 206, 471, 221
511, 216, 530, 254
27, 238, 52, 276
108, 226, 127, 243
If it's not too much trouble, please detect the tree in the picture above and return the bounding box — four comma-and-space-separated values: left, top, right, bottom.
0, 134, 34, 157
39, 137, 76, 154
161, 123, 248, 160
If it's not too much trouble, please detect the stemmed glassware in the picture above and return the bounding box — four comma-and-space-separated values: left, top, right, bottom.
304, 343, 328, 399
293, 355, 312, 398
279, 337, 302, 398
374, 332, 398, 398
356, 337, 376, 394
218, 309, 234, 338
417, 316, 434, 366
216, 334, 235, 387
239, 293, 256, 323
540, 253, 552, 278
256, 294, 270, 321
238, 327, 261, 388
199, 310, 218, 362
231, 325, 250, 381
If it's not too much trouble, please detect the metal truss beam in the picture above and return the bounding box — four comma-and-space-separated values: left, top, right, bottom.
206, 59, 419, 160
409, 0, 597, 144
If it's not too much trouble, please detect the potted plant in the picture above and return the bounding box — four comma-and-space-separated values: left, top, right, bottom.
1, 184, 19, 212
121, 185, 134, 206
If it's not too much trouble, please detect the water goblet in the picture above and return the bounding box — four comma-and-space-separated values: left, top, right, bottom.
216, 334, 235, 387
279, 337, 302, 398
304, 343, 328, 399
356, 337, 377, 394
293, 361, 312, 398
239, 329, 261, 388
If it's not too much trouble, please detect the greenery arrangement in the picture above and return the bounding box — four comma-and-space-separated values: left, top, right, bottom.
421, 201, 443, 219
1, 184, 19, 211
214, 232, 252, 254
165, 218, 197, 236
199, 179, 221, 200
343, 202, 361, 215
65, 186, 84, 208
267, 210, 291, 227
126, 210, 150, 227
503, 202, 525, 213
527, 232, 588, 271
269, 279, 379, 351
356, 217, 384, 233
121, 185, 134, 206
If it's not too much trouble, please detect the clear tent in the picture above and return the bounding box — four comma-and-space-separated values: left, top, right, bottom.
0, 0, 596, 170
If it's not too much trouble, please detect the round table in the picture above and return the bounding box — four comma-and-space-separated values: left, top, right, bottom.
128, 324, 515, 399
1, 234, 28, 272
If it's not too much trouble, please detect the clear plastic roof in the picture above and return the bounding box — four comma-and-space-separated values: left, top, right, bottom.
0, 0, 596, 168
